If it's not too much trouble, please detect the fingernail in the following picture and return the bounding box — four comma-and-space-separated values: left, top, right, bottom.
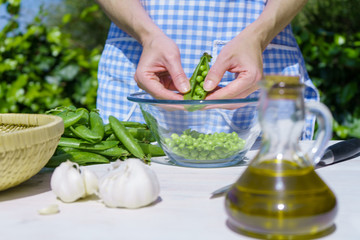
203, 80, 214, 91
179, 82, 190, 93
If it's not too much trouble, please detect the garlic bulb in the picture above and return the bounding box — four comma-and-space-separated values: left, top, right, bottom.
99, 159, 160, 209
50, 160, 98, 203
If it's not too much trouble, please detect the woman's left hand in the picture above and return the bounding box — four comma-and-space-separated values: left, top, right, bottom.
203, 32, 263, 100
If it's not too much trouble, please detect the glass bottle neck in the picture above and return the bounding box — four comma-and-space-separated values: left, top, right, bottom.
258, 95, 305, 160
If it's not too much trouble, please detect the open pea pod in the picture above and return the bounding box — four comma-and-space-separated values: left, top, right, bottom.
184, 52, 212, 100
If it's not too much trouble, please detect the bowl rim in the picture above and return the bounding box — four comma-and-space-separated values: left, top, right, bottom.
127, 92, 259, 105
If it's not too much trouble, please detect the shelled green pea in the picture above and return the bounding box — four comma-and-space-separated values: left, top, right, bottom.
164, 130, 246, 160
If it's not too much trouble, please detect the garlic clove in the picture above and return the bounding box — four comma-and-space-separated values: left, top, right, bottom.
50, 160, 86, 203
81, 167, 99, 196
38, 204, 60, 215
98, 171, 118, 208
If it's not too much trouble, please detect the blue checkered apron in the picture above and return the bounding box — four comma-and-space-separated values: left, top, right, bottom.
96, 0, 319, 140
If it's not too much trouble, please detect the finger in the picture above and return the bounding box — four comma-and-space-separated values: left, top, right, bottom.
207, 83, 259, 100
165, 58, 190, 94
147, 82, 184, 100
159, 74, 179, 91
203, 59, 228, 92
206, 71, 261, 100
135, 72, 183, 100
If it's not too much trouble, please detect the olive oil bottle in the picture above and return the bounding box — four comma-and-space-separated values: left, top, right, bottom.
225, 76, 337, 239
225, 160, 337, 239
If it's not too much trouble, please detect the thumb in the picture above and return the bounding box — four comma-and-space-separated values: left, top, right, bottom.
166, 61, 190, 94
203, 62, 226, 92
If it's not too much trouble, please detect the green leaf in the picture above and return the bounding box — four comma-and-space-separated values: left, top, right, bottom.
0, 58, 17, 72
8, 0, 21, 6
0, 82, 6, 98
45, 75, 62, 85
80, 4, 99, 20
46, 27, 62, 44
334, 34, 346, 46
347, 118, 360, 138
334, 124, 350, 139
6, 74, 28, 103
62, 13, 72, 24
340, 82, 358, 105
24, 82, 41, 104
56, 64, 80, 81
6, 2, 20, 15
50, 44, 62, 57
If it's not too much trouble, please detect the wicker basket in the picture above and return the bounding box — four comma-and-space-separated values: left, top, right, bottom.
0, 114, 64, 191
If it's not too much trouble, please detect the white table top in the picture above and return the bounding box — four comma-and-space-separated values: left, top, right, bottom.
1, 141, 359, 240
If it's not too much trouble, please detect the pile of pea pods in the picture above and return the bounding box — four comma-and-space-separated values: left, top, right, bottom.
46, 106, 165, 167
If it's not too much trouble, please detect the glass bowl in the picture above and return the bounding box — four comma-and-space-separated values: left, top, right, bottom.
128, 92, 261, 168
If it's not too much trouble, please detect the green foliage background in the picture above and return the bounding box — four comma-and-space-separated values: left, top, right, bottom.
292, 0, 360, 139
0, 0, 102, 112
0, 0, 359, 139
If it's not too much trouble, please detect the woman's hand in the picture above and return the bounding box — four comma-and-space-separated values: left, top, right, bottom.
203, 32, 263, 100
203, 0, 308, 100
134, 33, 190, 100
96, 0, 189, 100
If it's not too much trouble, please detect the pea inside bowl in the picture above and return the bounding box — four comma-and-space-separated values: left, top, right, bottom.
128, 92, 260, 168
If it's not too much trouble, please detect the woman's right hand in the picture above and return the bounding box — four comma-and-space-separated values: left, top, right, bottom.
96, 0, 189, 100
134, 33, 190, 100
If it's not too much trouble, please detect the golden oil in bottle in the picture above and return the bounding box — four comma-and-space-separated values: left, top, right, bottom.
225, 159, 338, 239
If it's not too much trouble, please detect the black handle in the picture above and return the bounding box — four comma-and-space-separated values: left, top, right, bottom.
328, 138, 360, 162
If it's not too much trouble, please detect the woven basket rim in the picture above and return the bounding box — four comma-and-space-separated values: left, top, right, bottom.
0, 113, 62, 131
0, 113, 64, 152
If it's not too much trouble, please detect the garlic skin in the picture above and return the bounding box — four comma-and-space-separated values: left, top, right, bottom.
99, 159, 160, 209
50, 160, 98, 203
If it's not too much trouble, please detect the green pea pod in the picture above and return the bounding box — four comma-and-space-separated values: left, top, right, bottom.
76, 108, 90, 126
69, 111, 104, 143
138, 143, 165, 157
109, 115, 147, 161
104, 123, 112, 136
58, 145, 130, 159
104, 121, 148, 136
62, 128, 76, 137
184, 52, 212, 100
55, 147, 81, 154
105, 133, 117, 141
58, 137, 119, 150
46, 151, 110, 168
142, 111, 161, 143
126, 128, 156, 143
89, 111, 105, 139
67, 105, 77, 111
90, 146, 130, 158
46, 107, 66, 115
58, 110, 84, 128
54, 109, 68, 118
69, 125, 103, 143
106, 129, 155, 143
120, 121, 148, 129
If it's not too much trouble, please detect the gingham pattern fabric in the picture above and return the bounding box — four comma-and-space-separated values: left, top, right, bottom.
97, 0, 318, 140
